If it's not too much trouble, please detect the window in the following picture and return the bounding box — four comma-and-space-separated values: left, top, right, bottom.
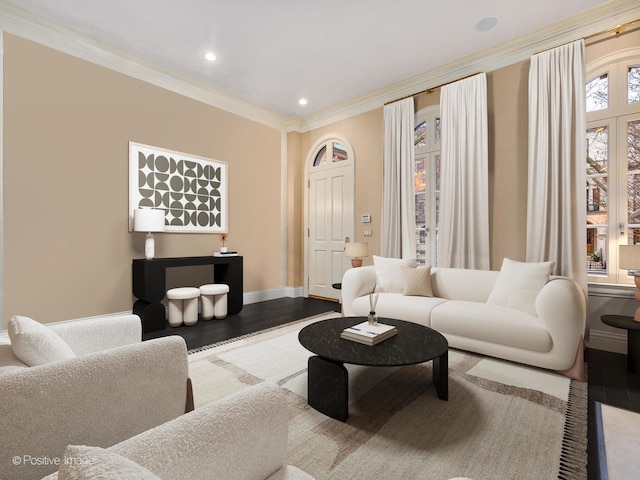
414, 106, 440, 265
586, 54, 640, 285
313, 142, 349, 167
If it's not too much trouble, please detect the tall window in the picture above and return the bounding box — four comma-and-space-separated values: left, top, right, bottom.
414, 106, 440, 265
586, 55, 640, 285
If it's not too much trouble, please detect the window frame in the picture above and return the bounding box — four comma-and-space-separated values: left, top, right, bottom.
587, 51, 640, 286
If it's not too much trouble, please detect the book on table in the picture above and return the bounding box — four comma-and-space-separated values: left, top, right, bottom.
214, 251, 238, 257
340, 321, 397, 346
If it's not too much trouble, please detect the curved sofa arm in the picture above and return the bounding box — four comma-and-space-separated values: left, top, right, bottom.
341, 266, 376, 317
535, 277, 587, 368
110, 383, 295, 480
49, 314, 142, 356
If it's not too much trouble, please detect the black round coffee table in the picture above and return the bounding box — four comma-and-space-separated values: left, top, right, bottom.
601, 315, 640, 373
298, 316, 448, 421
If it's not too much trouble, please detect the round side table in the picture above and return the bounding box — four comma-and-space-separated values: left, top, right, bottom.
601, 315, 640, 373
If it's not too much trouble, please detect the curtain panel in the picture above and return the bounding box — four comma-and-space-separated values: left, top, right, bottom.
382, 98, 416, 259
526, 40, 586, 289
439, 73, 490, 269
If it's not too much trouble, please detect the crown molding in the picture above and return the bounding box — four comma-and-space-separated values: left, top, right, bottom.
297, 0, 640, 132
0, 1, 638, 134
0, 1, 292, 131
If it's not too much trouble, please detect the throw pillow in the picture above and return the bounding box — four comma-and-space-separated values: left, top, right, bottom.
402, 265, 433, 297
8, 315, 76, 367
486, 258, 555, 315
373, 255, 418, 293
58, 445, 161, 480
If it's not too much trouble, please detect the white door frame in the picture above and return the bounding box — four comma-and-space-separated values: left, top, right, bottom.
304, 133, 355, 298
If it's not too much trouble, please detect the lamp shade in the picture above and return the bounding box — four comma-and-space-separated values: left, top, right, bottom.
133, 209, 165, 233
620, 245, 640, 270
344, 242, 368, 258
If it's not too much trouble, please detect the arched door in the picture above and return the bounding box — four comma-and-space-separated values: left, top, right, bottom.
305, 134, 355, 300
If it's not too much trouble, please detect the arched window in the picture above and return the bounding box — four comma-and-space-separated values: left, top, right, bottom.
586, 52, 640, 285
312, 141, 349, 167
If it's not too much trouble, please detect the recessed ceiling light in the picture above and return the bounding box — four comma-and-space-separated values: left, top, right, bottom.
299, 98, 308, 106
476, 17, 498, 32
204, 52, 217, 62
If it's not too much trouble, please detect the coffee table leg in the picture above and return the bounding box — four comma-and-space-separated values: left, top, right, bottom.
308, 356, 349, 421
433, 351, 448, 401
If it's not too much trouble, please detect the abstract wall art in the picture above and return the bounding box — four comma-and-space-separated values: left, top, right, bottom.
129, 142, 227, 233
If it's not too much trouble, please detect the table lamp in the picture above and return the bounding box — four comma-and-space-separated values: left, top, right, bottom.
345, 242, 369, 268
619, 244, 640, 321
134, 208, 165, 260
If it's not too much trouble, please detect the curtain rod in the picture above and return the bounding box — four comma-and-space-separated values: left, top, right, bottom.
533, 17, 640, 56
384, 72, 483, 106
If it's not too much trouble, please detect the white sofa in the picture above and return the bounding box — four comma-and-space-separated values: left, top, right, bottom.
42, 383, 314, 480
341, 259, 587, 380
0, 314, 192, 480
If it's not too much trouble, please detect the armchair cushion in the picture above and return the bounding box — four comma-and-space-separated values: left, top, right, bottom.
8, 316, 75, 366
58, 445, 160, 480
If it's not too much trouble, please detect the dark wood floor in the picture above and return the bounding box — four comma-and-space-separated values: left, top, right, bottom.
145, 297, 639, 480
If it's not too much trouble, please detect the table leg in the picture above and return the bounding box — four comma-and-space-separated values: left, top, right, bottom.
628, 330, 640, 374
307, 356, 349, 421
433, 351, 448, 401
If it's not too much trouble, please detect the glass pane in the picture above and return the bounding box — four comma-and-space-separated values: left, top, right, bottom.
414, 121, 426, 147
332, 143, 348, 162
586, 126, 609, 275
435, 117, 441, 145
586, 74, 608, 112
628, 120, 640, 244
313, 145, 327, 166
629, 66, 640, 104
415, 157, 426, 193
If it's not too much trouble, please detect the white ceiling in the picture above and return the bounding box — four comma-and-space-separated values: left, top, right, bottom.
1, 0, 610, 118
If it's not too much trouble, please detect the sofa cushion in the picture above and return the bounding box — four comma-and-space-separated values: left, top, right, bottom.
58, 445, 161, 480
352, 292, 447, 327
373, 256, 417, 293
431, 301, 552, 352
403, 266, 433, 297
486, 258, 554, 315
8, 316, 76, 367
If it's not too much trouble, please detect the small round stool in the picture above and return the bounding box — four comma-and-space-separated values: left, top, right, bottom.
199, 284, 230, 320
166, 287, 200, 327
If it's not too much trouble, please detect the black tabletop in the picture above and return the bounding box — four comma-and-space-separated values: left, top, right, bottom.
298, 316, 448, 367
601, 314, 640, 331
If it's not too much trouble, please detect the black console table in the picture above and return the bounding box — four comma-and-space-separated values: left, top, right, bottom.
132, 256, 243, 333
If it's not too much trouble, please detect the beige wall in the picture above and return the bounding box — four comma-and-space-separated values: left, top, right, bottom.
293, 62, 531, 277
3, 34, 283, 324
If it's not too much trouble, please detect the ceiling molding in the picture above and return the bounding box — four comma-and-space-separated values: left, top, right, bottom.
0, 1, 292, 131
297, 0, 640, 132
0, 1, 638, 134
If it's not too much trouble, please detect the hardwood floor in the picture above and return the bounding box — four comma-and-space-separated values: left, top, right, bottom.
145, 297, 639, 480
143, 297, 340, 350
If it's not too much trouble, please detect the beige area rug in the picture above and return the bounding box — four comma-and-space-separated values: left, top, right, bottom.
188, 312, 587, 480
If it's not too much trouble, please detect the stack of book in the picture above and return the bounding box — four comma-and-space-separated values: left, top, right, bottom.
214, 251, 238, 257
340, 321, 397, 346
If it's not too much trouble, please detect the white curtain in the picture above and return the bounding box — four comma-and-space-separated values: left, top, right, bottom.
439, 73, 490, 269
527, 40, 586, 288
382, 97, 416, 259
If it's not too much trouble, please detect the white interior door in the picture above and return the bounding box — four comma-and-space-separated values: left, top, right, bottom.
308, 163, 354, 300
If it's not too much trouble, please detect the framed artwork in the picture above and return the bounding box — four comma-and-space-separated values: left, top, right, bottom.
129, 142, 227, 233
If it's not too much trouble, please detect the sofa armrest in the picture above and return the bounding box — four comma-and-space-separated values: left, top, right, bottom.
341, 266, 376, 316
49, 314, 142, 356
535, 277, 587, 368
1, 336, 189, 480
110, 383, 294, 480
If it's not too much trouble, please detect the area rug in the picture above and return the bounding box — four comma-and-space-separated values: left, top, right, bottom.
188, 312, 587, 480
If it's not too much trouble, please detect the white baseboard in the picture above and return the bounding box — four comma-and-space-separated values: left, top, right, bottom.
587, 328, 627, 354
